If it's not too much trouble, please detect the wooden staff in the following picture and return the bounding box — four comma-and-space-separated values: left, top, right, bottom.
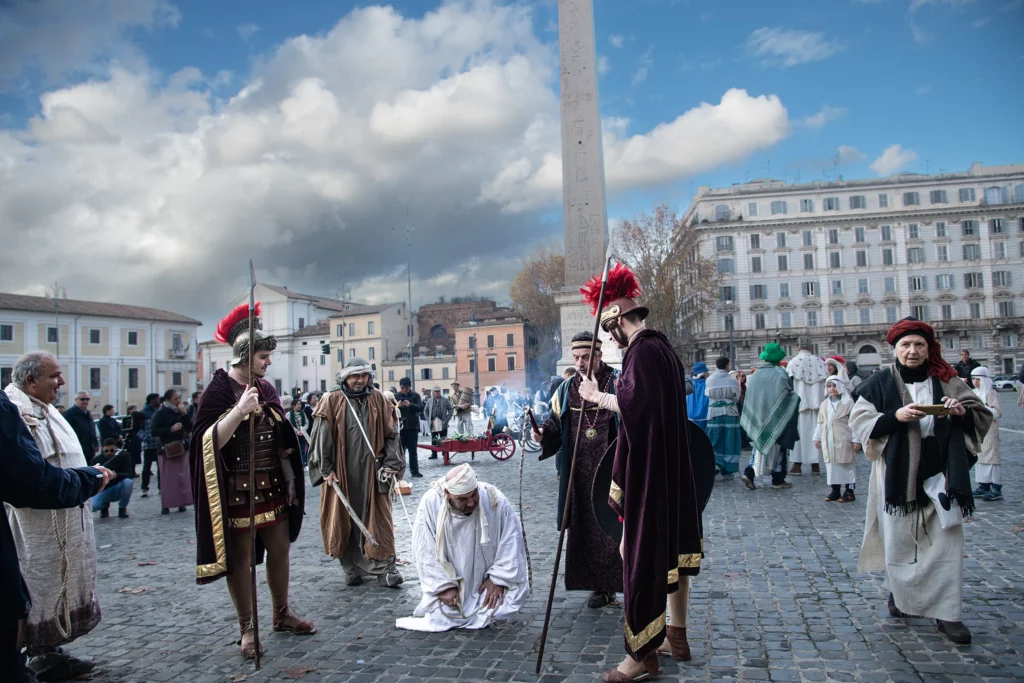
535, 255, 612, 674
247, 260, 261, 669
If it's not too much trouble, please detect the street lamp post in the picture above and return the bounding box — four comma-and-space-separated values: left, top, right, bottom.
45, 282, 67, 403
726, 300, 735, 366
406, 224, 416, 391
470, 334, 480, 405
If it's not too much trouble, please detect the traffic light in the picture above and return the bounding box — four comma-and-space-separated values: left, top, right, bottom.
320, 343, 330, 355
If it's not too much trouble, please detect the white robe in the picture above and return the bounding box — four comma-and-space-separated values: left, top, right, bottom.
3, 384, 101, 651
852, 378, 963, 622
397, 484, 529, 632
788, 351, 827, 466
812, 397, 860, 486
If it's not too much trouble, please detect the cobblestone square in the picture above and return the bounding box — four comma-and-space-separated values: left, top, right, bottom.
75, 397, 1024, 682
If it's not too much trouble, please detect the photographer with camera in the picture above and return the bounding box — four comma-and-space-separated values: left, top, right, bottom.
90, 438, 135, 518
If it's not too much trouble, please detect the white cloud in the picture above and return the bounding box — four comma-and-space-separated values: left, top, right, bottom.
971, 16, 991, 27
870, 144, 918, 175
238, 22, 260, 41
802, 105, 846, 129
598, 56, 610, 75
837, 145, 866, 163
609, 34, 625, 48
908, 0, 978, 43
0, 0, 181, 89
482, 88, 792, 212
0, 2, 794, 329
915, 82, 933, 94
744, 27, 844, 67
631, 45, 654, 86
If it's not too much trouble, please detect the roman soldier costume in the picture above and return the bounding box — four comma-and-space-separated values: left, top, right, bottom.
578, 263, 711, 673
189, 302, 314, 658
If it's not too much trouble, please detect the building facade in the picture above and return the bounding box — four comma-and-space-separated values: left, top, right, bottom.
327, 302, 410, 383
0, 293, 201, 413
200, 285, 344, 398
455, 311, 542, 395
682, 163, 1024, 374
381, 350, 457, 396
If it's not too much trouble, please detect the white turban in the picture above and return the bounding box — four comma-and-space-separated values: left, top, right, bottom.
433, 464, 487, 595
971, 366, 993, 398
825, 375, 850, 399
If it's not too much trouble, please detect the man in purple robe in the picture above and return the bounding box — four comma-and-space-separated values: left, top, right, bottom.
578, 263, 704, 682
532, 331, 621, 609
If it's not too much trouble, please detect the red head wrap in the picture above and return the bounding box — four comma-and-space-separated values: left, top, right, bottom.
884, 317, 957, 382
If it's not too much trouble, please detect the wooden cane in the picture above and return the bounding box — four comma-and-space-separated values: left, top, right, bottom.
535, 256, 612, 674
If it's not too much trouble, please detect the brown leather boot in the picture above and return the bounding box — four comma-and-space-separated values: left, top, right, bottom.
657, 625, 691, 661
811, 463, 821, 475
789, 463, 802, 475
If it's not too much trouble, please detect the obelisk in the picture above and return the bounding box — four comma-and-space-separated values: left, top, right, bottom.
555, 0, 620, 369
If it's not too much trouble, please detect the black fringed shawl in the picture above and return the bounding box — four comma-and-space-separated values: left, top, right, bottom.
853, 364, 990, 517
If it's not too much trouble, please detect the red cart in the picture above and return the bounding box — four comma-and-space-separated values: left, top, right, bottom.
417, 432, 516, 466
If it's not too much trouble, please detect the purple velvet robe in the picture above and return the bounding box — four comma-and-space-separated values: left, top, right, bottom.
608, 329, 704, 661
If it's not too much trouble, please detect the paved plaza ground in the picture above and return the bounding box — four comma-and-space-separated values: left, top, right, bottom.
72, 393, 1024, 682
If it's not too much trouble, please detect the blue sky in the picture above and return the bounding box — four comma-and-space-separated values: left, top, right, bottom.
0, 0, 1021, 327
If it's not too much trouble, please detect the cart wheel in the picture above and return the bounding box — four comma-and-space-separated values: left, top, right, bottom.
522, 435, 542, 453
489, 433, 516, 460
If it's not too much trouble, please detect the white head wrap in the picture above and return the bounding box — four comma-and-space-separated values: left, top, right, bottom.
971, 366, 994, 402
433, 464, 487, 593
824, 375, 851, 402
337, 357, 373, 386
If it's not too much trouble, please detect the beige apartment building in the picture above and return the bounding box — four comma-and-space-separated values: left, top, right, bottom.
683, 163, 1024, 375
327, 302, 410, 382
0, 293, 201, 413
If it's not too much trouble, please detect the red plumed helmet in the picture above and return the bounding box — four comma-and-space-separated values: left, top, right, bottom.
214, 302, 261, 344
580, 263, 641, 314
579, 262, 648, 329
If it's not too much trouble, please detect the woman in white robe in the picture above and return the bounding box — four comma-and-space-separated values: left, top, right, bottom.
4, 383, 101, 655
970, 367, 1002, 501
397, 472, 529, 632
813, 375, 861, 502
850, 318, 990, 645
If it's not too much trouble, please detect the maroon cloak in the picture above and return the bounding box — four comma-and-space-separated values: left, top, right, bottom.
188, 369, 304, 585
608, 329, 704, 661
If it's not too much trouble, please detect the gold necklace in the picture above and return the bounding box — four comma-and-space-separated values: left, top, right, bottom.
579, 374, 610, 440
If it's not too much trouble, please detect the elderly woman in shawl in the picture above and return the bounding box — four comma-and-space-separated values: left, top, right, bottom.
970, 367, 1002, 502
686, 361, 710, 432
813, 375, 860, 503
739, 344, 800, 491
850, 317, 991, 646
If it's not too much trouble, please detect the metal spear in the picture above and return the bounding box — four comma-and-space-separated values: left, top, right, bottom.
247, 260, 261, 670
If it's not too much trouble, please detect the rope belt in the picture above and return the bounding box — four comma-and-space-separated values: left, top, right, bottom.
37, 416, 73, 639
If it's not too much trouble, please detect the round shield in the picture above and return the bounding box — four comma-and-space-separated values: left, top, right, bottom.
592, 420, 716, 543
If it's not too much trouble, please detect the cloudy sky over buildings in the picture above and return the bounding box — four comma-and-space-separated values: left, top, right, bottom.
0, 0, 1020, 336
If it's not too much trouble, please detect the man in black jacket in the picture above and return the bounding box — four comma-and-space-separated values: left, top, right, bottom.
1, 391, 113, 683
953, 349, 981, 381
97, 405, 121, 446
395, 377, 424, 478
62, 392, 97, 457
90, 439, 134, 519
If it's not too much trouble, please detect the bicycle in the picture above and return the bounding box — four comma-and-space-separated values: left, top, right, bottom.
507, 410, 542, 454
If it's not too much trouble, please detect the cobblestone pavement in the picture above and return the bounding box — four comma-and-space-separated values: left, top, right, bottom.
70, 396, 1024, 683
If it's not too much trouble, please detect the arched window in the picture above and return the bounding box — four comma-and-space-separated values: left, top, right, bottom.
859, 344, 877, 354
429, 324, 447, 339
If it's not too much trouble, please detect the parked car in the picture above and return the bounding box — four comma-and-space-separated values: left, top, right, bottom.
993, 375, 1021, 391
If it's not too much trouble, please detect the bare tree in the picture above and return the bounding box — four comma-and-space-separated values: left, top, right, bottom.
509, 248, 565, 374
613, 204, 720, 359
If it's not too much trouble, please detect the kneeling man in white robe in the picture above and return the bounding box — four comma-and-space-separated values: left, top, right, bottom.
396, 464, 529, 631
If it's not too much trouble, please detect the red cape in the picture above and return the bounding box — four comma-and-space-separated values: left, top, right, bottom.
188, 369, 303, 585
609, 329, 704, 661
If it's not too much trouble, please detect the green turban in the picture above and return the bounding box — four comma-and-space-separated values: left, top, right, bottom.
760, 343, 786, 365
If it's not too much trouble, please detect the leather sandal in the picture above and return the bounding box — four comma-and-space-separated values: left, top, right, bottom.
272, 605, 317, 635
238, 621, 265, 659
601, 652, 660, 681
657, 625, 691, 661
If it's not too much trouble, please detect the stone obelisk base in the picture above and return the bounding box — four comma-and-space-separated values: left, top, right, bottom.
556, 290, 622, 373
